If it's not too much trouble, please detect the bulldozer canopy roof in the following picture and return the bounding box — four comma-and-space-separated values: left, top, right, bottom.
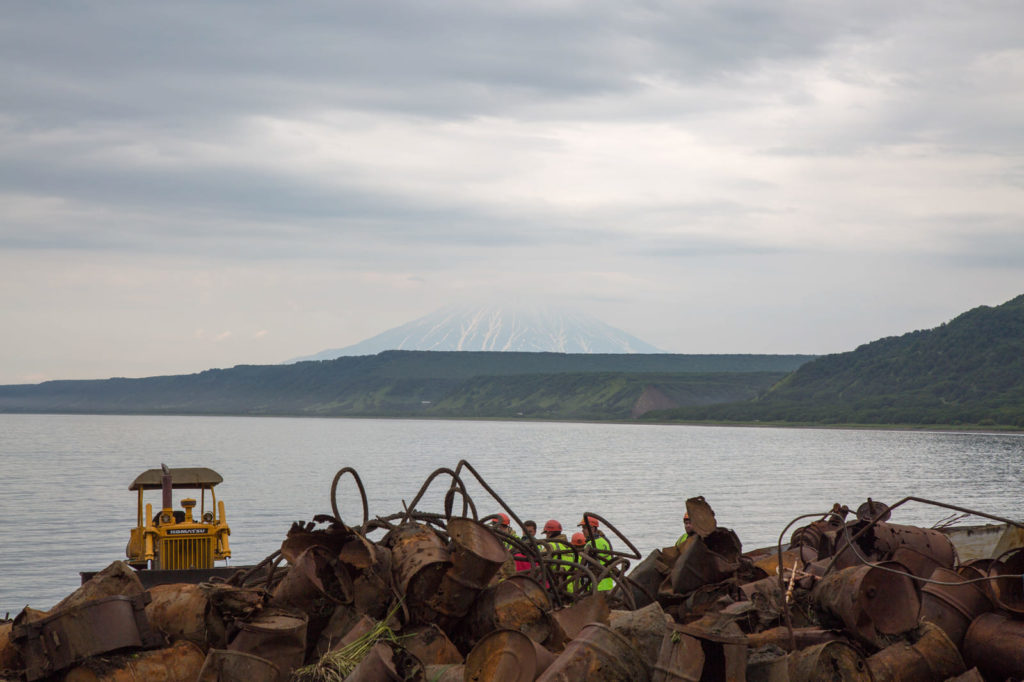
130, 467, 223, 491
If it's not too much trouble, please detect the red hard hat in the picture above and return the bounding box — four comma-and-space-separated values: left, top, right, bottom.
578, 516, 599, 528
493, 512, 510, 526
543, 519, 562, 533
571, 532, 586, 547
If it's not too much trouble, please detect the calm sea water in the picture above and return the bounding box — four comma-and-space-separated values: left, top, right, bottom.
1, 413, 1022, 615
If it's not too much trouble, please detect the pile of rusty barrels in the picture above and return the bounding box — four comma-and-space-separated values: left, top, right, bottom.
2, 462, 1023, 681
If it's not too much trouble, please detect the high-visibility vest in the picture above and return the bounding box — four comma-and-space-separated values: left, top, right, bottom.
590, 536, 615, 591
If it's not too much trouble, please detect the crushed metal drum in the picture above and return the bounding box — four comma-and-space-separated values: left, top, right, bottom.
536, 622, 650, 682
866, 621, 965, 682
227, 607, 308, 682
10, 593, 163, 682
650, 626, 704, 682
919, 566, 992, 646
196, 649, 282, 682
787, 640, 871, 682
811, 561, 920, 646
962, 611, 1024, 680
63, 640, 206, 682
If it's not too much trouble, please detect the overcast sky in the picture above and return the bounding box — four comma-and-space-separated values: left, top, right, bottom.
2, 1, 1022, 384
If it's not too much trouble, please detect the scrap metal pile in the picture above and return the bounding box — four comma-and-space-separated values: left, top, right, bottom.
2, 460, 1024, 681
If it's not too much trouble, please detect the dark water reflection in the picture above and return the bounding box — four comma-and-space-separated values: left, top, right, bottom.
1, 414, 1022, 614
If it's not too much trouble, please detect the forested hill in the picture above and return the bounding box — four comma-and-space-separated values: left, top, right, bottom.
0, 351, 814, 420
648, 294, 1024, 427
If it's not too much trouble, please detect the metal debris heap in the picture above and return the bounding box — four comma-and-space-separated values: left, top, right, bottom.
2, 460, 1023, 681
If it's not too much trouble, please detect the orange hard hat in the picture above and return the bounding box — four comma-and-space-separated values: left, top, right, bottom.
578, 516, 599, 528
492, 513, 510, 526
543, 519, 562, 533
571, 532, 586, 547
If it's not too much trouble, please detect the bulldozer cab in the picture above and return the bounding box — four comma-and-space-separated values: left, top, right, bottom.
126, 464, 231, 570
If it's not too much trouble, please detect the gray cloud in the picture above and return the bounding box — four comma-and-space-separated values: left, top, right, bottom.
1, 1, 1023, 382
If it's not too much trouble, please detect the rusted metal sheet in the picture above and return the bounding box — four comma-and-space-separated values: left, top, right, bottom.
944, 667, 985, 682
920, 566, 992, 647
684, 496, 718, 538
196, 649, 281, 682
465, 628, 556, 681
269, 545, 345, 614
650, 627, 704, 682
745, 626, 843, 652
423, 663, 465, 681
787, 640, 871, 682
402, 624, 464, 665
962, 611, 1024, 680
866, 621, 965, 682
536, 622, 650, 682
811, 561, 920, 646
10, 593, 163, 682
626, 549, 671, 608
673, 616, 747, 682
227, 607, 308, 682
63, 640, 206, 682
345, 642, 403, 681
0, 621, 23, 674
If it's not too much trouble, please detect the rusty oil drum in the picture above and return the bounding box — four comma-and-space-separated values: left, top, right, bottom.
870, 522, 955, 569
227, 608, 308, 682
651, 626, 704, 682
459, 575, 552, 646
428, 517, 509, 621
962, 611, 1024, 680
670, 529, 740, 594
919, 566, 992, 646
386, 523, 451, 602
866, 621, 965, 682
811, 561, 919, 645
536, 622, 650, 682
465, 628, 556, 681
987, 546, 1024, 615
788, 640, 871, 682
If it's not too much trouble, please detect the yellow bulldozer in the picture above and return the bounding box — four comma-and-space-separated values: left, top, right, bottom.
126, 464, 231, 571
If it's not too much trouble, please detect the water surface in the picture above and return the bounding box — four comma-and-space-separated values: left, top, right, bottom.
1, 414, 1021, 615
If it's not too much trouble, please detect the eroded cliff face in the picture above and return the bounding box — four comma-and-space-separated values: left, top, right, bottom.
631, 385, 679, 418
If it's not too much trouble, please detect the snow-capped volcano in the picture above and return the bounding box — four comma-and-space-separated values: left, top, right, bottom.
290, 304, 663, 361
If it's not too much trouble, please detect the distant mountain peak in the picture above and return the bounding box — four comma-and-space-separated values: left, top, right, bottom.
289, 303, 663, 362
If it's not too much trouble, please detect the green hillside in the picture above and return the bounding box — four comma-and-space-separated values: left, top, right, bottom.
0, 351, 809, 420
647, 294, 1024, 428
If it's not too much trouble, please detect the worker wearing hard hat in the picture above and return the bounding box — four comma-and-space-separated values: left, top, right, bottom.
676, 513, 695, 546
578, 516, 615, 591
540, 519, 572, 568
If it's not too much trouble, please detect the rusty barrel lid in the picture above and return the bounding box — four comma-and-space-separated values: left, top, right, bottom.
466, 628, 556, 682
